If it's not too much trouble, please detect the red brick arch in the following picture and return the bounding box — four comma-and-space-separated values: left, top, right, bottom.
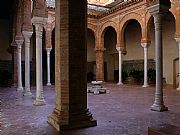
87, 23, 97, 39
119, 12, 143, 47
146, 10, 176, 40
99, 21, 118, 48
144, 11, 152, 43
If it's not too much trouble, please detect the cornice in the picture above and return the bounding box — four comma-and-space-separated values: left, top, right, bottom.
97, 3, 145, 23
88, 0, 144, 19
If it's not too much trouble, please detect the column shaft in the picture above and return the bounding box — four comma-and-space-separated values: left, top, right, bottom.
142, 44, 149, 87
16, 41, 24, 91
11, 41, 18, 87
32, 17, 46, 106
116, 47, 123, 85
46, 48, 52, 86
151, 14, 168, 111
23, 31, 33, 96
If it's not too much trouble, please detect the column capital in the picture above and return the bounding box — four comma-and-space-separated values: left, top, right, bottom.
94, 47, 106, 52
32, 16, 47, 25
11, 41, 17, 47
175, 37, 180, 43
141, 42, 150, 48
22, 31, 33, 39
147, 0, 171, 15
15, 39, 24, 45
46, 48, 52, 52
116, 47, 124, 52
141, 38, 151, 44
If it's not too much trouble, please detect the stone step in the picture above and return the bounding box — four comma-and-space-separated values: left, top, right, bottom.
148, 124, 180, 135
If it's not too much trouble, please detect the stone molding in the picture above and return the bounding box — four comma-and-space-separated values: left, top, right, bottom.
141, 42, 150, 48
94, 47, 106, 52
116, 47, 124, 51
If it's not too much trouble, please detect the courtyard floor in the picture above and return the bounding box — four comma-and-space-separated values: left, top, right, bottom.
1, 83, 180, 135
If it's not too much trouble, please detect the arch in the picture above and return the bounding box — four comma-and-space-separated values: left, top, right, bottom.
146, 10, 176, 41
119, 12, 143, 47
87, 23, 97, 41
170, 4, 176, 20
145, 11, 153, 43
87, 23, 97, 34
99, 21, 118, 48
99, 21, 118, 36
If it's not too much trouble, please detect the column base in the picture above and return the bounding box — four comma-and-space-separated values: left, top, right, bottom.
33, 98, 46, 106
117, 82, 123, 85
46, 83, 51, 86
48, 108, 97, 131
17, 87, 23, 91
23, 87, 32, 96
177, 87, 180, 91
142, 84, 149, 88
151, 104, 168, 112
23, 91, 32, 96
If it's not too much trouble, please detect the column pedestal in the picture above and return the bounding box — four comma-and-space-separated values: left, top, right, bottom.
116, 47, 124, 85
22, 31, 33, 96
32, 17, 46, 106
46, 48, 52, 86
16, 40, 24, 91
48, 108, 97, 131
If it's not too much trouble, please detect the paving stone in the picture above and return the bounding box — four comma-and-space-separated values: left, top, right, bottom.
1, 84, 180, 135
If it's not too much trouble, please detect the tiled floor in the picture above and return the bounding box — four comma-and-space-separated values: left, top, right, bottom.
1, 83, 180, 135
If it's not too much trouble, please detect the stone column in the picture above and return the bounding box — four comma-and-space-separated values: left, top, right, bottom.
116, 47, 124, 85
150, 14, 168, 111
32, 17, 46, 106
141, 43, 150, 87
22, 31, 33, 96
11, 41, 18, 87
95, 48, 105, 81
15, 40, 24, 91
147, 0, 170, 112
46, 48, 52, 86
48, 0, 97, 131
175, 38, 180, 90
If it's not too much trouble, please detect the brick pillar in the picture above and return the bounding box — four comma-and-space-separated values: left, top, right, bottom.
48, 0, 97, 131
95, 48, 105, 81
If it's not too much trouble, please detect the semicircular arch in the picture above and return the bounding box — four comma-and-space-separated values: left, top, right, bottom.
119, 12, 143, 47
